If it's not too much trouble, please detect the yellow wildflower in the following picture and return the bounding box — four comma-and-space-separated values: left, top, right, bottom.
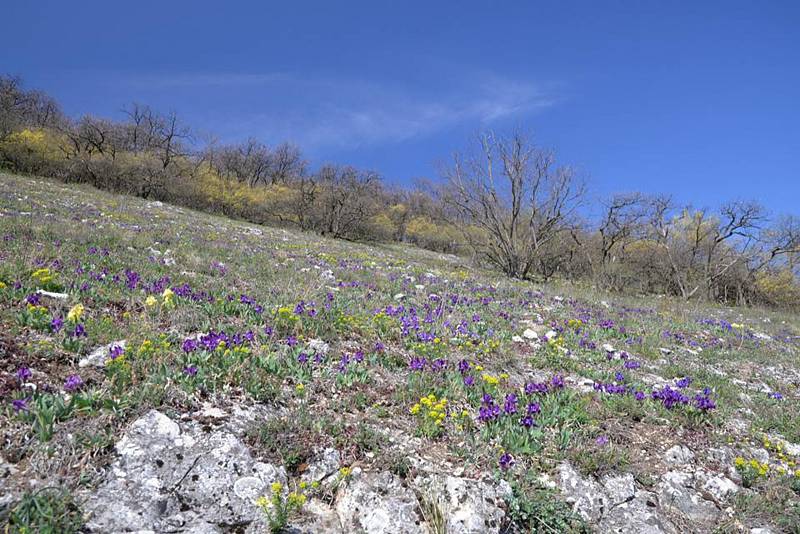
295, 383, 305, 393
145, 295, 158, 307
271, 482, 283, 495
162, 288, 175, 307
482, 373, 499, 385
66, 304, 84, 323
0, 281, 6, 290
31, 268, 53, 283
287, 492, 306, 506
410, 403, 421, 415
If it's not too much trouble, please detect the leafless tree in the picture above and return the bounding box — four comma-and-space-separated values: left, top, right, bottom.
442, 130, 585, 279
315, 164, 382, 239
0, 75, 64, 138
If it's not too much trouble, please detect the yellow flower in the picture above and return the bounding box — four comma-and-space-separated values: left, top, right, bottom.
145, 295, 158, 307
162, 288, 175, 307
255, 495, 269, 508
311, 481, 320, 488
288, 492, 306, 506
499, 372, 509, 380
271, 482, 283, 495
31, 268, 53, 283
474, 365, 484, 372
295, 383, 305, 393
299, 481, 308, 489
339, 467, 352, 478
410, 403, 421, 415
66, 304, 84, 323
482, 373, 499, 385
734, 457, 745, 468
0, 281, 6, 290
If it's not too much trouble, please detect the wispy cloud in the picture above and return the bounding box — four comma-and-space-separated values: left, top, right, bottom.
117, 71, 558, 150
257, 77, 555, 150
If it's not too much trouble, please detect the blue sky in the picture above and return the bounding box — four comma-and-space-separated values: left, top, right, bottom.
6, 0, 799, 216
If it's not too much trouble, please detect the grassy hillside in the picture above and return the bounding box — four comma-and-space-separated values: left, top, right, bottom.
1, 171, 799, 532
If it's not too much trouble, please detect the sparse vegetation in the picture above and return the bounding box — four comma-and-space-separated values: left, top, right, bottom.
0, 167, 798, 531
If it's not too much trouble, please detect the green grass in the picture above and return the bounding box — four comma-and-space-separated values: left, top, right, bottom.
1, 171, 799, 531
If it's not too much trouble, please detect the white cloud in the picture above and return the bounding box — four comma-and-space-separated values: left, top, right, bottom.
255, 76, 555, 150
121, 71, 558, 150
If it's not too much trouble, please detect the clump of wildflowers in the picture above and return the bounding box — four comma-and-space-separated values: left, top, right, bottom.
410, 394, 448, 438
162, 288, 175, 308
735, 457, 769, 488
66, 304, 84, 323
256, 481, 307, 533
16, 367, 32, 383
64, 374, 83, 392
31, 268, 54, 285
499, 451, 514, 470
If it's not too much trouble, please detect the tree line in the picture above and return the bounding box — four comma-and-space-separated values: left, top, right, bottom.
2, 74, 798, 308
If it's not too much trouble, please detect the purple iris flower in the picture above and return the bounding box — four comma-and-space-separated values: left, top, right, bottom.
64, 374, 83, 392
499, 452, 514, 470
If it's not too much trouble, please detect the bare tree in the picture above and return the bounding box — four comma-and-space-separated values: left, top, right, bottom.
315, 164, 382, 239
701, 201, 766, 299
120, 104, 192, 198
0, 75, 64, 138
442, 131, 585, 279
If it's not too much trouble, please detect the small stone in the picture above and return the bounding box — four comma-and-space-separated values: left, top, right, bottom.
700, 474, 739, 501
302, 448, 341, 482
664, 445, 695, 465
522, 329, 538, 340
307, 338, 330, 356
79, 340, 127, 368
35, 289, 69, 300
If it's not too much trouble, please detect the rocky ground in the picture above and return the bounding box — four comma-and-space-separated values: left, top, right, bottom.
1, 172, 799, 533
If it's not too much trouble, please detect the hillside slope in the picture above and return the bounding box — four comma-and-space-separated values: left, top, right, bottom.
1, 172, 799, 533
